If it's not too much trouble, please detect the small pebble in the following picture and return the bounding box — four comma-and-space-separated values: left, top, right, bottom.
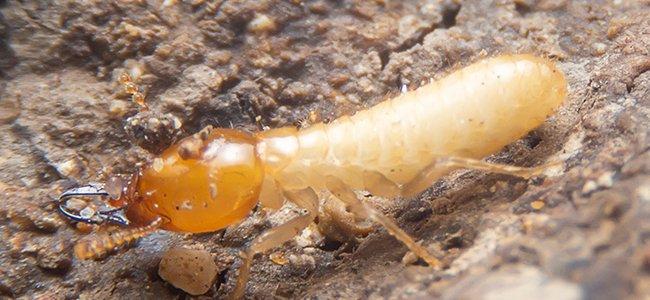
402, 251, 418, 265
64, 198, 88, 212
147, 117, 161, 128
207, 50, 232, 65
248, 14, 276, 34
55, 158, 83, 178
596, 171, 614, 188
303, 247, 317, 254
592, 42, 607, 55
270, 251, 288, 265
158, 247, 218, 295
109, 100, 129, 117
32, 215, 62, 233
36, 241, 71, 273
288, 253, 316, 270
637, 184, 650, 203
79, 207, 95, 219
161, 0, 177, 8
309, 2, 329, 14
581, 180, 598, 195
0, 98, 20, 124
171, 115, 183, 129
75, 222, 94, 233
530, 200, 545, 210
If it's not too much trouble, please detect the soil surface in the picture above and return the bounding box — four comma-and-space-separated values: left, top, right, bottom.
1, 0, 649, 299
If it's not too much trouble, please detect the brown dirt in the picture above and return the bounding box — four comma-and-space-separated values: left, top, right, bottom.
1, 0, 649, 299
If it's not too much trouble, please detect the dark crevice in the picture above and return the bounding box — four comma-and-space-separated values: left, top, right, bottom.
523, 131, 543, 149
376, 2, 462, 72
378, 49, 390, 71
515, 2, 532, 16
269, 55, 307, 80
215, 268, 227, 291
326, 240, 357, 258
0, 281, 14, 298
441, 2, 461, 28
319, 238, 345, 252
394, 23, 436, 53
442, 235, 466, 250
237, 92, 259, 128
627, 67, 650, 94
220, 76, 242, 93
392, 3, 461, 55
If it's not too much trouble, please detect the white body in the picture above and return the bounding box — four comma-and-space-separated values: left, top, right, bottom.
256, 54, 567, 202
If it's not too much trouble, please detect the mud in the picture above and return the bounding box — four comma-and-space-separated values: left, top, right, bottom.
0, 0, 649, 299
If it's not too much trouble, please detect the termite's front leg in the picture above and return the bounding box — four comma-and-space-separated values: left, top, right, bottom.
324, 176, 442, 268
402, 156, 561, 197
232, 187, 319, 299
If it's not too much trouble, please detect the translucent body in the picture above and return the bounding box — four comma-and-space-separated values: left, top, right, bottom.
257, 54, 567, 196
126, 129, 264, 232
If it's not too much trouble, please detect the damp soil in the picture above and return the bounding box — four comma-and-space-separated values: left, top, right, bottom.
1, 1, 649, 299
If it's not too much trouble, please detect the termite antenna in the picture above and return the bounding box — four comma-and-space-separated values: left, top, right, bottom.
74, 217, 163, 260
58, 184, 130, 226
118, 72, 148, 110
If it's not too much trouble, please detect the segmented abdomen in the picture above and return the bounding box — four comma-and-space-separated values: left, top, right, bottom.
264, 54, 567, 195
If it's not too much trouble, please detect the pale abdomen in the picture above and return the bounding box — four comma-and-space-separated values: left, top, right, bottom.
263, 54, 567, 195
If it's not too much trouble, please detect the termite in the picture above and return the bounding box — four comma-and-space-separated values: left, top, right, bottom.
58, 54, 567, 298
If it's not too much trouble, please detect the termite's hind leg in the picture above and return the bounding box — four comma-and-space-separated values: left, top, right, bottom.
74, 217, 163, 260
402, 156, 560, 197
232, 187, 319, 299
324, 176, 442, 269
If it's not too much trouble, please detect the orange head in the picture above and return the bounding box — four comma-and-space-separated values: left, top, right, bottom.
111, 128, 265, 233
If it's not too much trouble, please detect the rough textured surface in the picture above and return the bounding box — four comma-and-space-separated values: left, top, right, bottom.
0, 0, 649, 299
158, 247, 220, 295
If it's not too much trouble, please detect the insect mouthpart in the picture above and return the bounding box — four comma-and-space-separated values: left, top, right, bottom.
58, 183, 131, 226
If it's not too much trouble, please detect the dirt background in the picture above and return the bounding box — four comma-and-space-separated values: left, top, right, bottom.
1, 0, 649, 299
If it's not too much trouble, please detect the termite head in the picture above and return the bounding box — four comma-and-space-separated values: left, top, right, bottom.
59, 127, 265, 234
128, 127, 265, 232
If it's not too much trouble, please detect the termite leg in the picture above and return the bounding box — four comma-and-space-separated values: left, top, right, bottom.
74, 217, 163, 260
324, 176, 442, 268
232, 187, 319, 299
316, 194, 374, 244
402, 156, 561, 197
